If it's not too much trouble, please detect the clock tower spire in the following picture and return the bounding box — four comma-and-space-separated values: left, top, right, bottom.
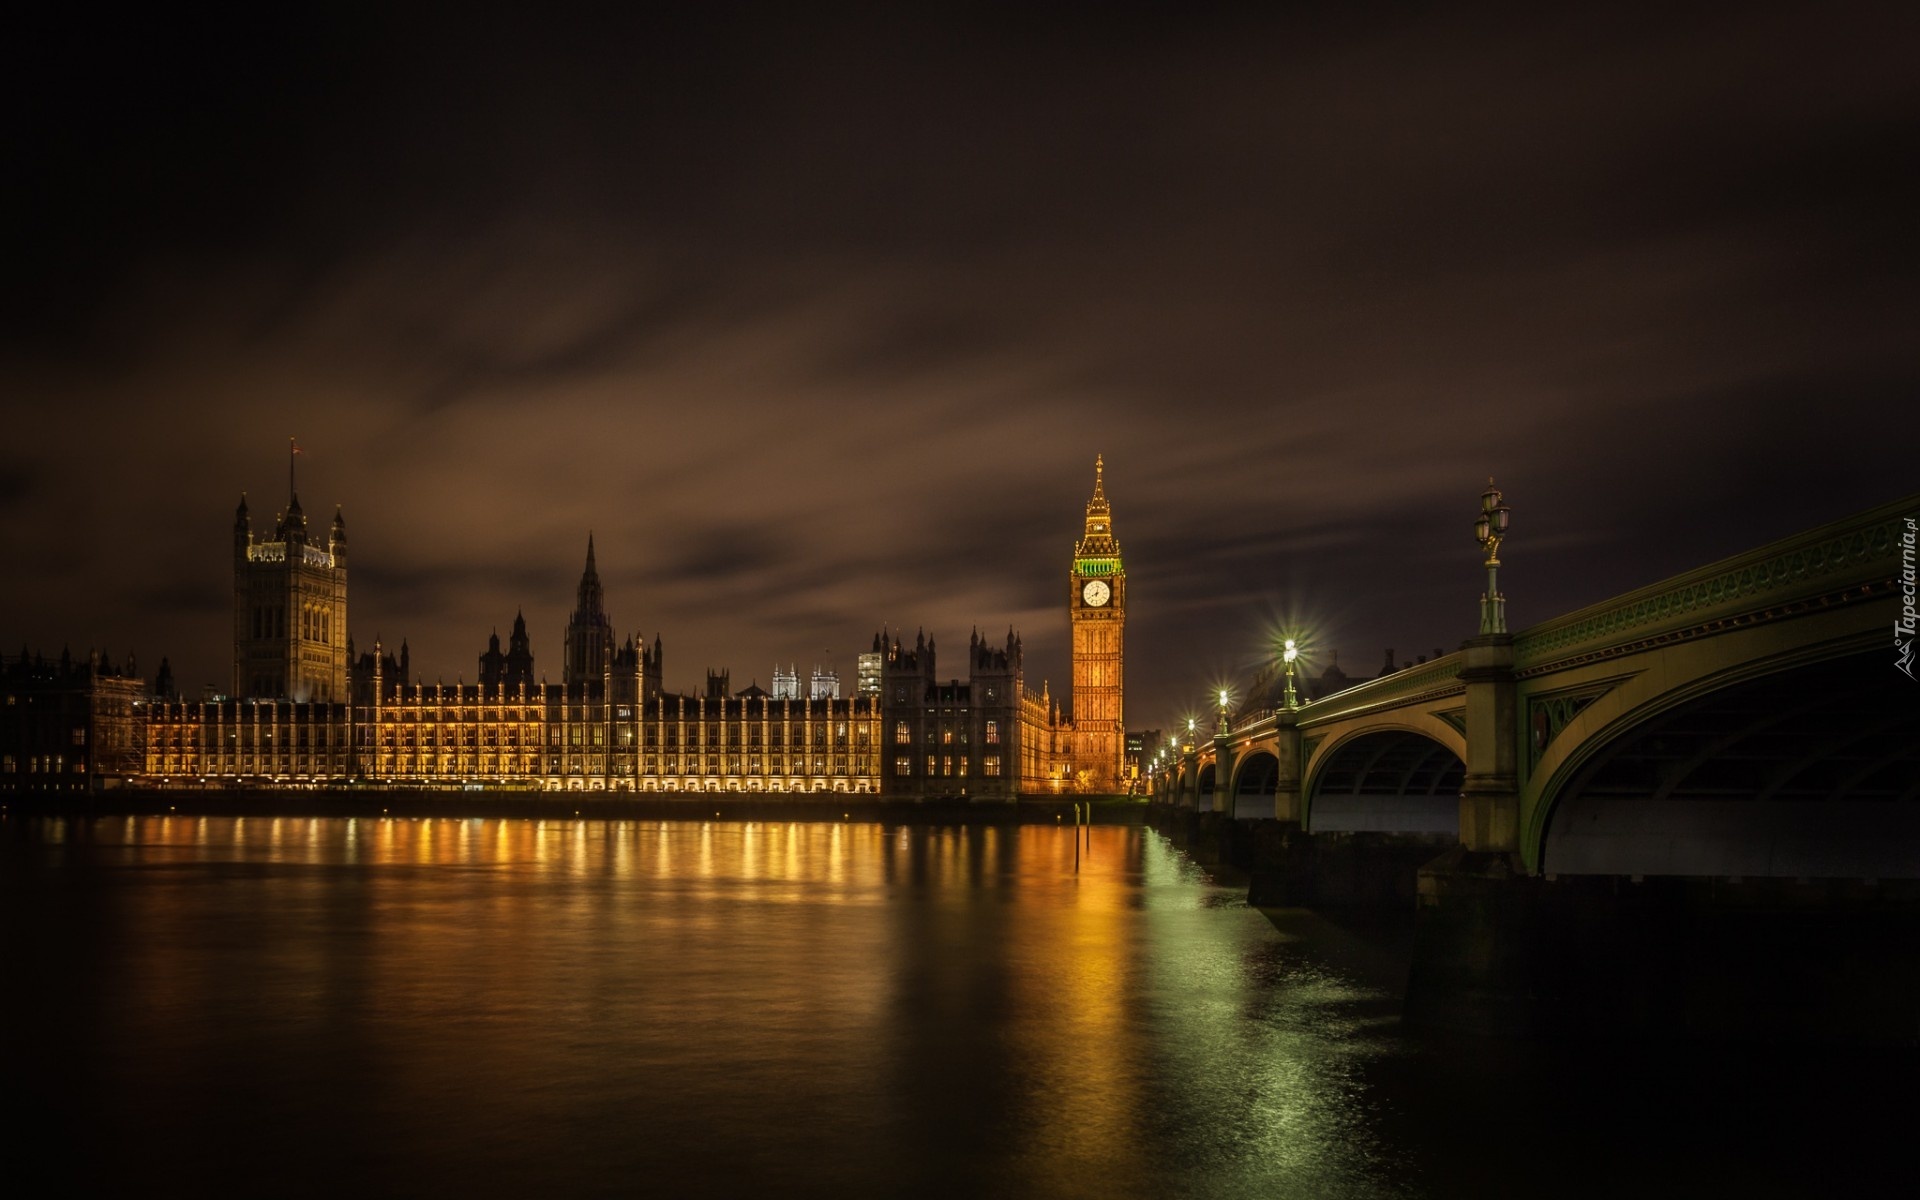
1069, 454, 1125, 792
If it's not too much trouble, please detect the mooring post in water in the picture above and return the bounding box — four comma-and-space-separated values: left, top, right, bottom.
1073, 803, 1081, 870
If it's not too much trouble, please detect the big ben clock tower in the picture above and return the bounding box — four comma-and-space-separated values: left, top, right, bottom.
1069, 454, 1125, 792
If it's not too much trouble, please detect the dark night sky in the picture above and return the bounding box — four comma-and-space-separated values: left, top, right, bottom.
4, 4, 1915, 730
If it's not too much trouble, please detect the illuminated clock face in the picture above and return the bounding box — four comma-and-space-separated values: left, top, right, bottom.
1081, 579, 1111, 607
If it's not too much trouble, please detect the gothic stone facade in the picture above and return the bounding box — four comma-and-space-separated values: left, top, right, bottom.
1067, 455, 1126, 791
874, 456, 1131, 797
48, 457, 1131, 797
232, 487, 348, 703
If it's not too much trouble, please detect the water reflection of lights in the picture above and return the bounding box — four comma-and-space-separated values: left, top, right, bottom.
8, 815, 1406, 1195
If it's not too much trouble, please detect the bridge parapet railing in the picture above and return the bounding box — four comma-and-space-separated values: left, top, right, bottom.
1293, 655, 1466, 725
1228, 710, 1275, 738
1513, 495, 1912, 669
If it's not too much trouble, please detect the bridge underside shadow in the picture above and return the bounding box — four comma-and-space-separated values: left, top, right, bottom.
1231, 752, 1277, 819
1309, 731, 1463, 835
1182, 732, 1469, 910
1412, 651, 1920, 1042
1543, 652, 1920, 879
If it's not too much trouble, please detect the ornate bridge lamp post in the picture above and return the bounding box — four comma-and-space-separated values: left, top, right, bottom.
1475, 480, 1513, 635
1281, 638, 1300, 709
1458, 477, 1520, 855
1210, 691, 1236, 817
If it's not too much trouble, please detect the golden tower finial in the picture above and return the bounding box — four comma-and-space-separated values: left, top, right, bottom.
1078, 455, 1118, 552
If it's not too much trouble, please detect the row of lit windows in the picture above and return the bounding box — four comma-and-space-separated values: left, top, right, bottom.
892, 755, 1001, 777
389, 709, 540, 722
160, 754, 884, 779
150, 755, 335, 770
153, 710, 875, 741
155, 713, 873, 738
154, 727, 342, 747
374, 707, 870, 734
138, 746, 1035, 785
3, 755, 84, 773
892, 720, 1001, 745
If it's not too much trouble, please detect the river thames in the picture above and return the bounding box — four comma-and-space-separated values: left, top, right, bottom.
1, 815, 1902, 1197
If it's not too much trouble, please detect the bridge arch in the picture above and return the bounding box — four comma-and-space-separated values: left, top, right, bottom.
1229, 751, 1279, 819
1304, 727, 1463, 834
1534, 650, 1920, 878
1197, 762, 1218, 810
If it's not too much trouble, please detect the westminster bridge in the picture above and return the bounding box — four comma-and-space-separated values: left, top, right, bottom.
1146, 493, 1919, 1040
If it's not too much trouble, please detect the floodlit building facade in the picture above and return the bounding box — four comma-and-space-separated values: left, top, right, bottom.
232, 481, 349, 703
13, 456, 1131, 798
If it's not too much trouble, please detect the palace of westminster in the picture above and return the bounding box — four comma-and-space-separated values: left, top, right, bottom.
3, 459, 1134, 799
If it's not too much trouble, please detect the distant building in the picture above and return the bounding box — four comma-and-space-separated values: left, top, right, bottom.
1125, 729, 1163, 794
809, 666, 839, 700
772, 664, 800, 700
1, 649, 148, 791
856, 652, 883, 697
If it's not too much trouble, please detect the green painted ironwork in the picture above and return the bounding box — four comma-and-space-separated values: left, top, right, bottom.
1515, 509, 1903, 666
1298, 656, 1465, 725
1524, 686, 1611, 777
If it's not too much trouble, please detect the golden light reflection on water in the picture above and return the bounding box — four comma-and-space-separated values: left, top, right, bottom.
8, 814, 1407, 1197
999, 826, 1152, 1193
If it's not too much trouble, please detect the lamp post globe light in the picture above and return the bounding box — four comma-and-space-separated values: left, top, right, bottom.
1281, 638, 1300, 710
1476, 479, 1513, 635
